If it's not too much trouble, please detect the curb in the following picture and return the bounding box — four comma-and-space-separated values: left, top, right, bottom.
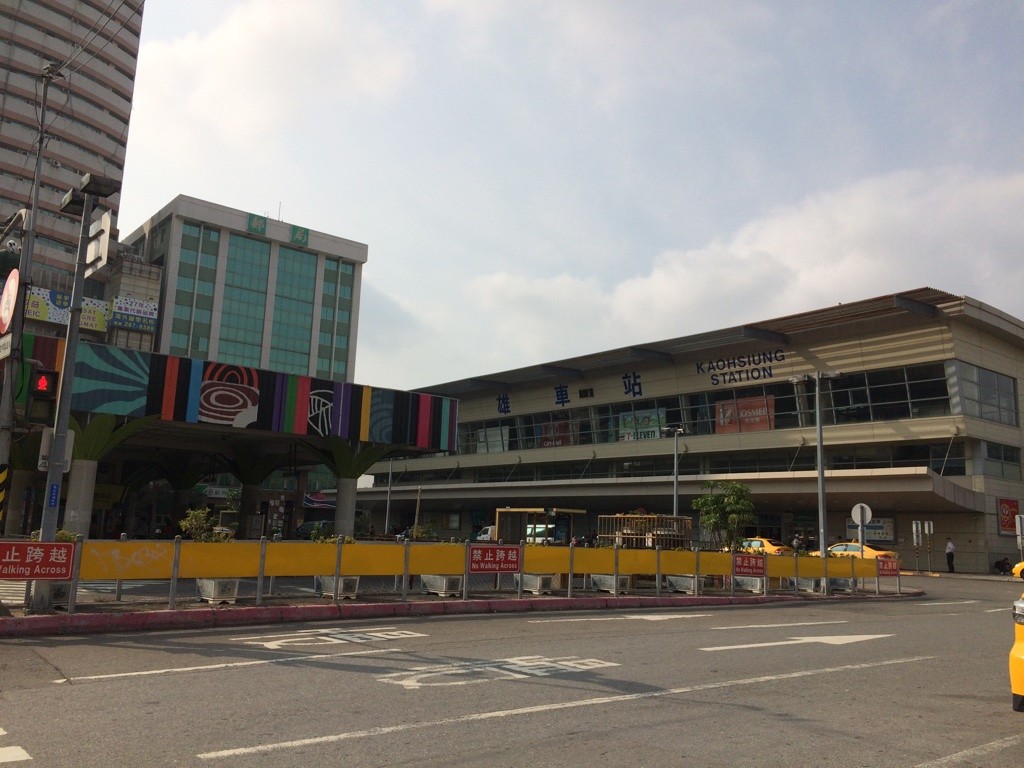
0, 591, 909, 639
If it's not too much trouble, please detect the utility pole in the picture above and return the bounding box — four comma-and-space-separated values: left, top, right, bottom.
0, 64, 62, 535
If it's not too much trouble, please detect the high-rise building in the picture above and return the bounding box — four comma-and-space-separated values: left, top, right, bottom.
123, 195, 366, 380
0, 0, 143, 289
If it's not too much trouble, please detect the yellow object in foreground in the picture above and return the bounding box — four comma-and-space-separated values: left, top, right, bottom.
1010, 594, 1024, 711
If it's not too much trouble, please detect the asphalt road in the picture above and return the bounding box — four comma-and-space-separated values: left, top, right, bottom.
1, 575, 1022, 767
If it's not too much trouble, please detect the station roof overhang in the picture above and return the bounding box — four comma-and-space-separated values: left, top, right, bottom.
356, 467, 986, 519
412, 288, 969, 398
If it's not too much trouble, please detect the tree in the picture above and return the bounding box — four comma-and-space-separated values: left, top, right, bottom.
691, 480, 755, 551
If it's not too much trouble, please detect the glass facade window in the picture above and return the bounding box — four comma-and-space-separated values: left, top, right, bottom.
315, 257, 355, 379
268, 245, 317, 374
218, 233, 270, 366
979, 441, 1022, 480
955, 361, 1018, 427
458, 361, 958, 456
170, 221, 220, 358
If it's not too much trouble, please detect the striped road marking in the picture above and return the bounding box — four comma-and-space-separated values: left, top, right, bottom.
0, 729, 31, 764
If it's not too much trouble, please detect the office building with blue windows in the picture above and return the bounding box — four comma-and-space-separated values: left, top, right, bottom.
123, 195, 364, 381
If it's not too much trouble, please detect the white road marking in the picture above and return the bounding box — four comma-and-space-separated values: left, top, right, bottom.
712, 620, 848, 630
231, 626, 401, 641
528, 613, 710, 623
701, 634, 892, 651
918, 600, 979, 606
53, 647, 396, 683
197, 655, 934, 760
0, 746, 31, 764
913, 733, 1024, 767
235, 628, 427, 650
378, 656, 619, 689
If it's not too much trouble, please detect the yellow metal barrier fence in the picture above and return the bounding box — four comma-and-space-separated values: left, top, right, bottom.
77, 540, 885, 582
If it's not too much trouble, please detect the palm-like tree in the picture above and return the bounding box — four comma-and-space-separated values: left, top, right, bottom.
62, 414, 159, 538
303, 438, 395, 538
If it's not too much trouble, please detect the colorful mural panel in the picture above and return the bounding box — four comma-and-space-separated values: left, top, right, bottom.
25, 334, 458, 452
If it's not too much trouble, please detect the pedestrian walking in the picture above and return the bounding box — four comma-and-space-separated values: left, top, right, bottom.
945, 537, 956, 573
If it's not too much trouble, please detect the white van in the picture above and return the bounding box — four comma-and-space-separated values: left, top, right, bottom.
527, 524, 555, 544
476, 525, 497, 542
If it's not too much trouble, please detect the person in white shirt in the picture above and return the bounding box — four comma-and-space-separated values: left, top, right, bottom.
945, 537, 956, 573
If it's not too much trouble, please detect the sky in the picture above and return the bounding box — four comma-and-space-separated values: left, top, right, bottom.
118, 0, 1024, 392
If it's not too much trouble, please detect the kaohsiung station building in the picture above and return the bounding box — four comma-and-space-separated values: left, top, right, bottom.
359, 288, 1024, 573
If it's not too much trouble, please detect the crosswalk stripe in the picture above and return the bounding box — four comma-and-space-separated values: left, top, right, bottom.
0, 581, 28, 604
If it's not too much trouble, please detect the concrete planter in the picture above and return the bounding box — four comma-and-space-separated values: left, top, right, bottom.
196, 578, 240, 604
666, 574, 698, 593
515, 573, 554, 595
315, 575, 360, 599
421, 574, 463, 597
591, 574, 629, 594
732, 576, 763, 592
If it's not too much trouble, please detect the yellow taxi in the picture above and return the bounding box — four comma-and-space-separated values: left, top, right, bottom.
811, 541, 899, 559
736, 537, 794, 555
1011, 593, 1024, 711
1013, 561, 1024, 580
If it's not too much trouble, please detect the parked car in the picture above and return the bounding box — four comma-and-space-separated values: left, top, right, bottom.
1013, 561, 1024, 580
811, 542, 898, 559
736, 537, 793, 555
475, 525, 497, 542
294, 520, 334, 540
1010, 592, 1024, 711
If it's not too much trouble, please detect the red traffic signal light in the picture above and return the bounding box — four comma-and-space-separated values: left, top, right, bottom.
30, 370, 59, 400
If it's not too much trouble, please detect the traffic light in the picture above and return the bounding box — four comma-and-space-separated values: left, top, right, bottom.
26, 369, 58, 424
31, 370, 59, 399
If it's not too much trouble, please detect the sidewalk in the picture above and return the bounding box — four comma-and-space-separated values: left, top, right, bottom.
0, 576, 924, 639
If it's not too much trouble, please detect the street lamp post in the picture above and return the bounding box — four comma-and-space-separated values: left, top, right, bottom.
813, 372, 828, 559
662, 425, 693, 544
791, 372, 837, 559
30, 173, 120, 612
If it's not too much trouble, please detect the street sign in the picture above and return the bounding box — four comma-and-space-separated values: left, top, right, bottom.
84, 210, 114, 278
851, 503, 872, 524
469, 544, 520, 573
0, 333, 11, 361
733, 554, 766, 577
38, 428, 74, 472
852, 503, 872, 548
0, 267, 18, 334
0, 541, 75, 580
877, 558, 901, 577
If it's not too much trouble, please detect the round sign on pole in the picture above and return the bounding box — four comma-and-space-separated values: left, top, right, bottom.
851, 503, 872, 525
0, 268, 19, 335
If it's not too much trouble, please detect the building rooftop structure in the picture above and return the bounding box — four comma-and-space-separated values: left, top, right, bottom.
360, 288, 1024, 572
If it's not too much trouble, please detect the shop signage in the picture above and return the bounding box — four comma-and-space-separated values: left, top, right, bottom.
716, 395, 775, 434
999, 498, 1020, 536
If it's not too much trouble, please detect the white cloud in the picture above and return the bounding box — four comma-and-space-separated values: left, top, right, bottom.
119, 2, 1024, 395
360, 167, 1024, 389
